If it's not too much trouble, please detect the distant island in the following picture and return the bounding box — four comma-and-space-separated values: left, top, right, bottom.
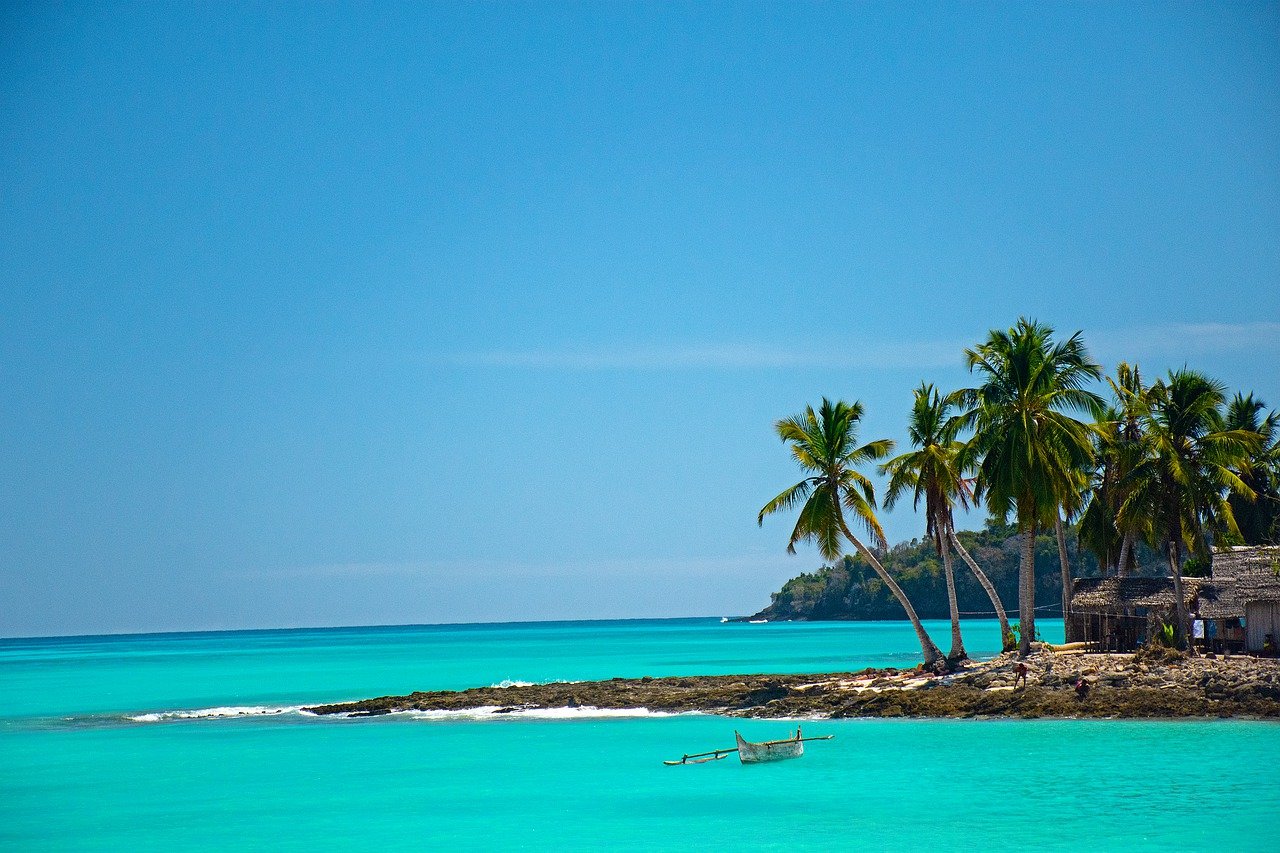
736, 520, 1167, 623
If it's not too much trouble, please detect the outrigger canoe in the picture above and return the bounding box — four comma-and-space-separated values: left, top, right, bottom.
664, 727, 832, 766
735, 729, 803, 764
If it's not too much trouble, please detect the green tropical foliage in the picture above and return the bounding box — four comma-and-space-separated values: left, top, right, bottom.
952, 319, 1104, 655
756, 319, 1279, 663
1224, 393, 1280, 545
1117, 370, 1259, 648
747, 519, 1167, 623
881, 383, 1012, 658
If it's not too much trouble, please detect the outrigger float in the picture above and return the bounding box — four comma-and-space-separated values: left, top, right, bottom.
664, 727, 833, 766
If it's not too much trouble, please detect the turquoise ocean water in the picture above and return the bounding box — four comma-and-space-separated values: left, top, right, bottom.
3, 617, 1277, 851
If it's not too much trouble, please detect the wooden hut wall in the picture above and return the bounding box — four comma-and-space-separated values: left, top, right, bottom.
1245, 601, 1280, 651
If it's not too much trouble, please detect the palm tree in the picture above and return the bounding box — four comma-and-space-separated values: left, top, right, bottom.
1107, 363, 1151, 574
1078, 385, 1150, 577
1119, 371, 1258, 649
953, 319, 1104, 656
758, 398, 944, 669
882, 383, 1011, 659
1224, 393, 1280, 545
1054, 467, 1090, 640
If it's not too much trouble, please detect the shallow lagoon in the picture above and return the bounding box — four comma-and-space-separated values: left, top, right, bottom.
4, 619, 1276, 851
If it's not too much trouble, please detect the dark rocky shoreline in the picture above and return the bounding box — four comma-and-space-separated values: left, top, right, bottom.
305, 649, 1280, 721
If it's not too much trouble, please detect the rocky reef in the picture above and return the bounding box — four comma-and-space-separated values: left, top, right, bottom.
306, 650, 1280, 720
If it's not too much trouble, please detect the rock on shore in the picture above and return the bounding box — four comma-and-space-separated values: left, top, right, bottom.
304, 650, 1280, 720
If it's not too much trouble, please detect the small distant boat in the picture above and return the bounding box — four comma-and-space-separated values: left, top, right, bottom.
664, 727, 832, 766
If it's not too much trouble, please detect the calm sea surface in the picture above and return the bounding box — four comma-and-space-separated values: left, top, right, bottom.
3, 618, 1276, 851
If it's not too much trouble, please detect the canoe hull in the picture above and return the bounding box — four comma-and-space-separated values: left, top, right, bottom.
735, 730, 803, 764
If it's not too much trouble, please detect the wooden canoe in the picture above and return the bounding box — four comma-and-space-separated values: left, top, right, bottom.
664, 730, 832, 765
734, 729, 803, 764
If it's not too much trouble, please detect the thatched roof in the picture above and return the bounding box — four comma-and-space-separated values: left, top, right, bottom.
1214, 545, 1280, 576
1192, 580, 1244, 620
1212, 546, 1280, 606
1071, 547, 1280, 618
1071, 577, 1203, 613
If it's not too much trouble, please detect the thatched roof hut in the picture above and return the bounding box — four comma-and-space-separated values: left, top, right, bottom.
1067, 548, 1280, 651
1071, 577, 1203, 615
1068, 577, 1204, 650
1212, 546, 1280, 651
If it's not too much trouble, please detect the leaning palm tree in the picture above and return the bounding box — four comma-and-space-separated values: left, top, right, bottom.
758, 398, 944, 668
953, 319, 1104, 656
882, 383, 1011, 658
1119, 370, 1258, 649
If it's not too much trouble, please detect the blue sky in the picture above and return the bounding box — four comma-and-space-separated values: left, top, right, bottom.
2, 2, 1278, 637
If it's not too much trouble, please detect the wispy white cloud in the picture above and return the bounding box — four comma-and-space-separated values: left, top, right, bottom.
1090, 322, 1280, 360
447, 340, 966, 371
230, 553, 791, 581
445, 321, 1280, 372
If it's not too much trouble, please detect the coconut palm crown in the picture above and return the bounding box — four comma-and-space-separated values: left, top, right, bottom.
881, 383, 971, 547
758, 398, 895, 557
952, 318, 1105, 655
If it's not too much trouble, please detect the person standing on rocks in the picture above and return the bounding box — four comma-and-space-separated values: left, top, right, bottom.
1014, 662, 1028, 690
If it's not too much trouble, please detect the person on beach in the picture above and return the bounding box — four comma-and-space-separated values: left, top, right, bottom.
1206, 619, 1218, 655
1074, 678, 1090, 700
1013, 662, 1028, 690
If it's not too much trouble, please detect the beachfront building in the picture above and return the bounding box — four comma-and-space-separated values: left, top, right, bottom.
1069, 577, 1200, 652
1068, 546, 1280, 654
1210, 546, 1280, 653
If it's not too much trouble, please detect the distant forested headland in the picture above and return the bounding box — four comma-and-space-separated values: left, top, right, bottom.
744, 520, 1167, 622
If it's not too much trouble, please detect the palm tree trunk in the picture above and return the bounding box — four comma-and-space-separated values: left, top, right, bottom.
1117, 532, 1134, 578
844, 530, 944, 668
1168, 541, 1190, 652
949, 530, 1013, 651
937, 513, 965, 661
1055, 513, 1075, 642
1019, 523, 1037, 657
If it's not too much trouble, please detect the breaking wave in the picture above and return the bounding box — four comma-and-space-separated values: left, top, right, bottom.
125, 702, 677, 724
127, 705, 310, 722
400, 705, 677, 721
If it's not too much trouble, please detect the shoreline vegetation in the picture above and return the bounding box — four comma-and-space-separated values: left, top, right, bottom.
754, 318, 1279, 664
736, 519, 1168, 624
305, 648, 1280, 721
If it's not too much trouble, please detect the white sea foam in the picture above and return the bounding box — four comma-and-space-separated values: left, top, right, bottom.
127, 705, 306, 722
397, 705, 678, 722
486, 678, 581, 689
